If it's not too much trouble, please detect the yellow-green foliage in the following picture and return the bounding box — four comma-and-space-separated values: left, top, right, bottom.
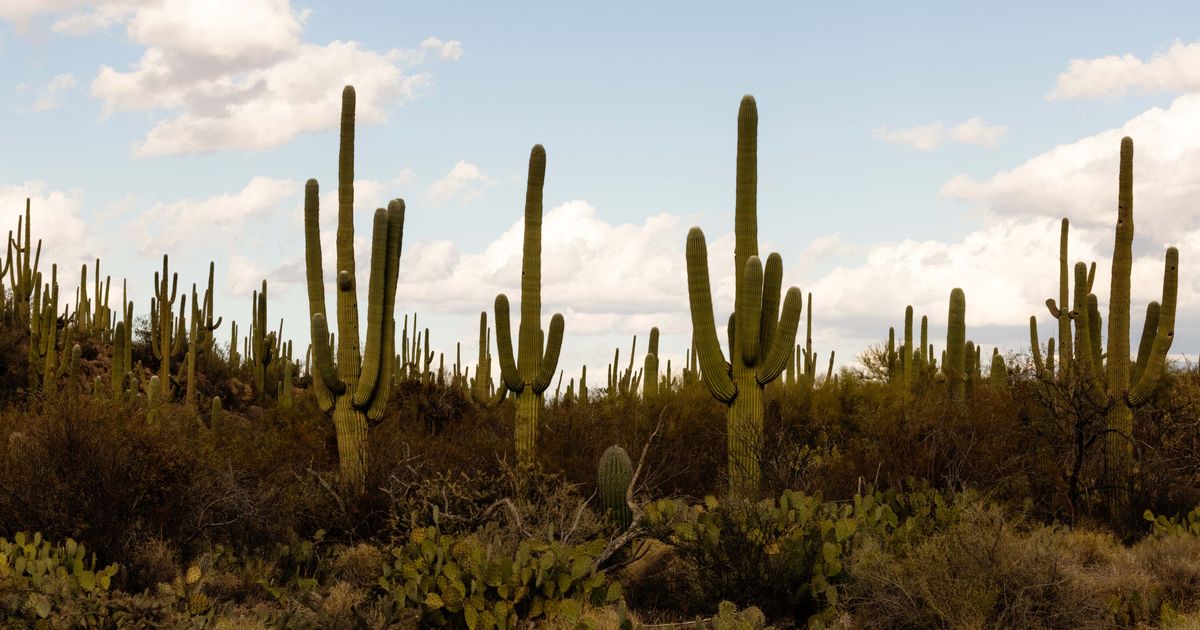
0, 532, 118, 621
643, 489, 900, 625
378, 526, 621, 628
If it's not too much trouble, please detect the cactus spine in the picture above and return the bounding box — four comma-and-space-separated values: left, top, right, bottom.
305, 86, 406, 495
494, 145, 565, 467
598, 445, 633, 530
686, 96, 803, 496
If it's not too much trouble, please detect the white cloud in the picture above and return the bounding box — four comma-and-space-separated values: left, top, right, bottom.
0, 180, 95, 271
871, 122, 943, 151
1049, 40, 1200, 100
6, 0, 463, 155
126, 176, 296, 255
32, 73, 77, 111
873, 117, 1005, 151
949, 117, 1007, 148
427, 161, 489, 205
940, 93, 1200, 243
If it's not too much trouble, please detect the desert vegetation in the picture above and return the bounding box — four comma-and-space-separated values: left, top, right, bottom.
0, 85, 1198, 629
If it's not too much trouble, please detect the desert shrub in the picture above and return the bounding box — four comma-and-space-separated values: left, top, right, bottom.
0, 532, 119, 623
377, 525, 622, 627
640, 489, 901, 625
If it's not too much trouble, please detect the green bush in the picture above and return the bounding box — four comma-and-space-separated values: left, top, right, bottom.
377, 525, 622, 627
0, 531, 119, 622
642, 489, 899, 625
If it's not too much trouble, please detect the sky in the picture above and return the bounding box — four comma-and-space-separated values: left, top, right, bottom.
1, 1, 1199, 384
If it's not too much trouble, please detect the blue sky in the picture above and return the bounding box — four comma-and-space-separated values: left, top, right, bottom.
1, 1, 1198, 382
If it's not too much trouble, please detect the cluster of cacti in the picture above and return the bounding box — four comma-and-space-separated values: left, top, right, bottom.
784, 293, 832, 388
74, 259, 112, 340
250, 279, 281, 402
304, 86, 405, 494
7, 198, 40, 327
150, 255, 186, 398
493, 144, 565, 467
0, 82, 1185, 526
396, 313, 436, 383
686, 95, 803, 496
1028, 137, 1178, 519
607, 335, 641, 398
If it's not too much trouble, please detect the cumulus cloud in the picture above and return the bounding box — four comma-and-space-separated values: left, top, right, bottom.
394, 200, 691, 322
125, 176, 296, 255
32, 73, 77, 111
427, 161, 489, 205
871, 122, 943, 151
4, 0, 463, 155
940, 93, 1200, 243
0, 180, 95, 270
949, 117, 1007, 148
1049, 40, 1200, 100
872, 117, 1006, 151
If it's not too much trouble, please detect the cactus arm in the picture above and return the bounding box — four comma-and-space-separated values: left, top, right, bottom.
759, 253, 782, 353
1071, 262, 1111, 408
494, 294, 524, 394
1087, 261, 1097, 293
366, 314, 396, 423
532, 312, 564, 394
1030, 316, 1045, 376
1088, 294, 1103, 375
738, 256, 764, 367
756, 286, 802, 385
302, 178, 336, 410
310, 313, 345, 401
1128, 247, 1178, 406
685, 227, 736, 403
352, 207, 395, 407
1132, 301, 1160, 385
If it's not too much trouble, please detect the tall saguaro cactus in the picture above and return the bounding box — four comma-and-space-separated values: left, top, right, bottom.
9, 198, 41, 327
946, 288, 966, 400
1071, 137, 1179, 521
151, 255, 183, 398
494, 145, 565, 466
686, 95, 803, 496
304, 86, 406, 495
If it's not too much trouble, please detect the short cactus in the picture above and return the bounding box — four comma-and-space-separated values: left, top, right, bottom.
597, 445, 633, 530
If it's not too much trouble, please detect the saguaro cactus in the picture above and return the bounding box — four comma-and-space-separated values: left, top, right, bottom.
305, 86, 406, 495
151, 255, 183, 398
946, 288, 966, 400
643, 327, 660, 398
494, 145, 565, 466
598, 445, 633, 530
8, 198, 41, 327
686, 96, 803, 496
1071, 137, 1179, 521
